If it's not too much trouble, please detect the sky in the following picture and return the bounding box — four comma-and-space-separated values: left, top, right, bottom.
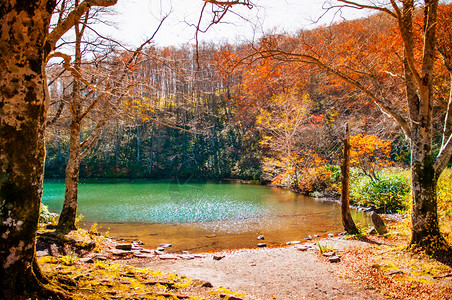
103, 0, 370, 47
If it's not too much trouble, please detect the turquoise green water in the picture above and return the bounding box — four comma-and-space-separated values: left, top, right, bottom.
42, 179, 370, 252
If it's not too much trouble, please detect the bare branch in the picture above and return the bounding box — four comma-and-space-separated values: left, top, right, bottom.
253, 49, 412, 138
46, 0, 118, 53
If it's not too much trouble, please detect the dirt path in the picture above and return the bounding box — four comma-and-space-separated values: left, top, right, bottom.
119, 238, 383, 299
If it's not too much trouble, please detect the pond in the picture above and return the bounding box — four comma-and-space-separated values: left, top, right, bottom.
42, 179, 370, 252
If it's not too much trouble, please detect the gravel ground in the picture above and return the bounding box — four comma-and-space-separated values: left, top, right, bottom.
118, 237, 383, 299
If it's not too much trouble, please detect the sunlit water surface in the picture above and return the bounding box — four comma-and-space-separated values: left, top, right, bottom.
43, 179, 370, 252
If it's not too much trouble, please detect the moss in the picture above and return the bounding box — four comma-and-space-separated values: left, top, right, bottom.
39, 258, 223, 299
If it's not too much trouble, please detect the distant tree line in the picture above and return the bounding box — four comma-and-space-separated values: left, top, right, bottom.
45, 43, 263, 180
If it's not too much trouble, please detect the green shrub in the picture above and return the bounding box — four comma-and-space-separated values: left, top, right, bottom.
437, 168, 452, 244
350, 168, 410, 213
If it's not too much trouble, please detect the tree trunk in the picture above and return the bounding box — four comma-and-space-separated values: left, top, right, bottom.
340, 124, 359, 235
410, 126, 446, 252
58, 14, 83, 232
58, 121, 81, 231
0, 2, 65, 298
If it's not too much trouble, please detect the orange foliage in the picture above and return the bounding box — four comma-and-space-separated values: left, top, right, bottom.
350, 134, 393, 180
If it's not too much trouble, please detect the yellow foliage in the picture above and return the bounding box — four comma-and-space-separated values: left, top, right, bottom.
350, 134, 393, 179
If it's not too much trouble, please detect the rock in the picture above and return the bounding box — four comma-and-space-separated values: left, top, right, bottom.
94, 255, 108, 261
194, 254, 207, 258
322, 251, 336, 257
182, 251, 190, 254
295, 245, 309, 251
80, 257, 95, 263
388, 270, 403, 276
178, 254, 195, 260
213, 254, 225, 260
49, 243, 59, 256
111, 249, 131, 256
137, 240, 145, 245
329, 255, 341, 263
131, 243, 143, 251
205, 234, 217, 238
314, 234, 320, 238
156, 247, 166, 252
367, 227, 377, 235
338, 232, 347, 236
159, 254, 178, 260
201, 281, 213, 288
328, 233, 334, 237
159, 243, 172, 248
154, 250, 164, 255
134, 253, 154, 259
257, 235, 265, 240
257, 243, 267, 247
140, 248, 153, 253
220, 294, 243, 300
116, 243, 132, 251
305, 235, 313, 241
36, 250, 49, 257
286, 241, 301, 245
371, 211, 388, 235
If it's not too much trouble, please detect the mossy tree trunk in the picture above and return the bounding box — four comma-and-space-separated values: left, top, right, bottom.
340, 124, 359, 235
0, 2, 60, 298
0, 1, 118, 297
58, 121, 82, 231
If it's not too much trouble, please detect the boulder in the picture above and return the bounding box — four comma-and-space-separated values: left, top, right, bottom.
371, 211, 388, 235
257, 243, 267, 247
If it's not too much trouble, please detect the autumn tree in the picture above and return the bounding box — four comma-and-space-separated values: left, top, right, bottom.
236, 0, 452, 254
257, 88, 309, 189
350, 133, 393, 181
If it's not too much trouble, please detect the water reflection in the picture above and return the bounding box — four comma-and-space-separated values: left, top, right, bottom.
43, 179, 371, 252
